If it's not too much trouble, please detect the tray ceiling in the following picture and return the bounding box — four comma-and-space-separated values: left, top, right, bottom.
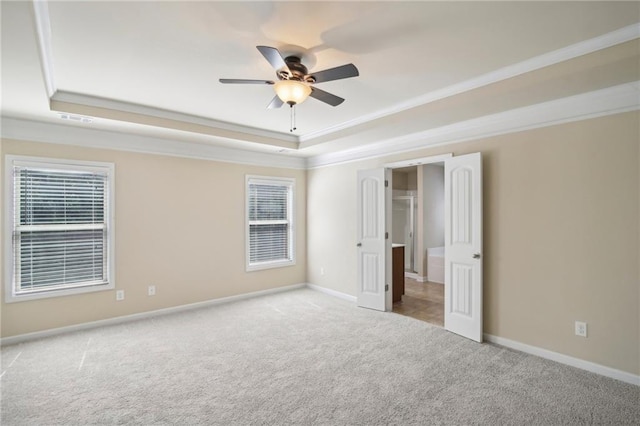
1, 1, 639, 161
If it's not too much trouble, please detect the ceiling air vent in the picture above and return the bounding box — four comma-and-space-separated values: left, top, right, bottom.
59, 113, 93, 124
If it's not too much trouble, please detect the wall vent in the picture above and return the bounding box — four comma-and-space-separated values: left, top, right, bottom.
59, 113, 93, 124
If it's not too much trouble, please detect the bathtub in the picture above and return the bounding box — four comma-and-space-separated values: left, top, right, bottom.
427, 246, 444, 284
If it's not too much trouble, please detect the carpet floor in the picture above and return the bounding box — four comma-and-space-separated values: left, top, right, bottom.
1, 288, 638, 425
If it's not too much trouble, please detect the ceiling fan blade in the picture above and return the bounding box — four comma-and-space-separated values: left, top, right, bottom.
309, 87, 345, 107
310, 63, 359, 83
267, 95, 284, 109
256, 46, 290, 72
219, 79, 274, 85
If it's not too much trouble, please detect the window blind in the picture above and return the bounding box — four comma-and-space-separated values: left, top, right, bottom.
247, 181, 292, 265
13, 166, 109, 294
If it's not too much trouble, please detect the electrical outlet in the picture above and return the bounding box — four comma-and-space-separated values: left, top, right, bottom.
148, 285, 156, 296
116, 290, 125, 301
575, 321, 587, 337
320, 267, 325, 276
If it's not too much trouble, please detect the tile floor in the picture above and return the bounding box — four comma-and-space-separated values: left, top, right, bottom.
392, 277, 444, 326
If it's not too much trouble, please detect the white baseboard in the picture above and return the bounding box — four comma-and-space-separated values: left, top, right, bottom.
404, 272, 429, 282
0, 283, 306, 346
4, 285, 636, 387
306, 283, 357, 303
484, 333, 639, 387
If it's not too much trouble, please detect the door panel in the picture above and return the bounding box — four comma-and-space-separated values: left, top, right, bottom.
357, 168, 387, 311
444, 153, 483, 342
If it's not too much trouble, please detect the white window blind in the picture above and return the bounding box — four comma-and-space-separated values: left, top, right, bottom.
246, 177, 295, 270
6, 157, 114, 301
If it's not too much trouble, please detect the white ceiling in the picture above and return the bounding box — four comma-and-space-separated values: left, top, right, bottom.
1, 1, 639, 163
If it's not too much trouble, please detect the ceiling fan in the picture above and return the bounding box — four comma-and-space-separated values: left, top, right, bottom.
219, 46, 359, 109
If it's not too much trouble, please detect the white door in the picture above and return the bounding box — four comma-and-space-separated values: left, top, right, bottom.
356, 168, 390, 311
444, 153, 483, 342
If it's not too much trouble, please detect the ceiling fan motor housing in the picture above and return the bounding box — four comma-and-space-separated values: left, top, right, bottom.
278, 56, 316, 84
220, 46, 356, 110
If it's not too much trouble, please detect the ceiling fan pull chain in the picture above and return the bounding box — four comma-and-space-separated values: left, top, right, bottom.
290, 104, 297, 133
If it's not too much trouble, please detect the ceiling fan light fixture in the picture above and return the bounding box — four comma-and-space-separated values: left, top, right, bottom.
274, 80, 311, 106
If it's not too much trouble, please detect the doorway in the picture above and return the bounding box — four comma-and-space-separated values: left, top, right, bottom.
391, 164, 445, 327
356, 152, 483, 342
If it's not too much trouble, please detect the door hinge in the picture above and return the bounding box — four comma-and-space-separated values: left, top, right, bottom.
385, 180, 388, 187
385, 284, 389, 292
385, 232, 389, 240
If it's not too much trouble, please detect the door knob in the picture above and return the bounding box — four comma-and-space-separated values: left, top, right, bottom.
473, 253, 481, 259
357, 243, 362, 247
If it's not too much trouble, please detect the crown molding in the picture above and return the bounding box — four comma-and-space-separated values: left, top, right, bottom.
0, 117, 307, 170
50, 91, 299, 147
32, 1, 297, 146
3, 82, 637, 171
31, 0, 55, 97
31, 1, 639, 149
299, 23, 640, 146
306, 82, 640, 169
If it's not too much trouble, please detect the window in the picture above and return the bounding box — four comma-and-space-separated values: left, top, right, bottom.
5, 156, 115, 302
246, 176, 295, 271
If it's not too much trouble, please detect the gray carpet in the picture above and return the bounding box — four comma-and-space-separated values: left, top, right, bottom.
1, 288, 638, 425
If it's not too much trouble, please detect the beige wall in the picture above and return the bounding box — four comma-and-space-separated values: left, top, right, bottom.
392, 170, 408, 190
1, 112, 638, 376
307, 112, 639, 375
406, 170, 417, 191
1, 139, 306, 337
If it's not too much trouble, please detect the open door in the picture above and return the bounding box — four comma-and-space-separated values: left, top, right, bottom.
444, 153, 483, 342
356, 168, 391, 311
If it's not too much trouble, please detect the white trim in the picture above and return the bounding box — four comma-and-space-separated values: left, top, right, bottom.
306, 283, 357, 303
57, 22, 638, 146
404, 272, 428, 283
245, 175, 296, 272
0, 117, 307, 170
29, 2, 639, 147
0, 283, 306, 346
32, 0, 296, 146
384, 154, 452, 169
31, 0, 56, 98
484, 334, 640, 387
299, 23, 640, 144
3, 81, 638, 172
3, 280, 635, 388
4, 155, 116, 303
51, 91, 298, 145
306, 82, 640, 168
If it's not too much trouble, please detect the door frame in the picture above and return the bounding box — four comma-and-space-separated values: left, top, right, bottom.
384, 152, 484, 342
384, 153, 453, 312
384, 154, 453, 170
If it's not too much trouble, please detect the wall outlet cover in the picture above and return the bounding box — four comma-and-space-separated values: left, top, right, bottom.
575, 321, 587, 337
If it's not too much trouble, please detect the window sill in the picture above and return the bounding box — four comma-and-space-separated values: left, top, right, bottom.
5, 282, 115, 303
246, 259, 296, 272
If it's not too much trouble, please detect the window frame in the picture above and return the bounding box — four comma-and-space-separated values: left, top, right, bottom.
245, 175, 295, 272
4, 155, 116, 303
